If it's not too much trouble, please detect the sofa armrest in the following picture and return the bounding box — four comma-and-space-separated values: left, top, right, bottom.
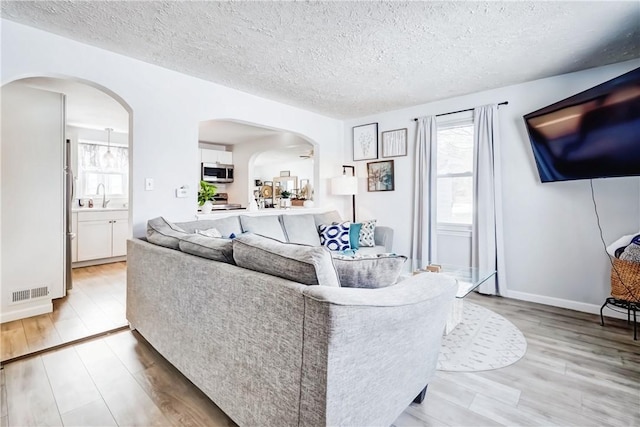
299, 274, 456, 426
374, 225, 394, 252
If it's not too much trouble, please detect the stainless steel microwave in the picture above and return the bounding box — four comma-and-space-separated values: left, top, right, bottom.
202, 162, 234, 183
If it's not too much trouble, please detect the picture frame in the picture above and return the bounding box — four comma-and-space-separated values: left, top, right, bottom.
280, 170, 291, 177
353, 123, 378, 161
367, 160, 395, 192
381, 128, 408, 158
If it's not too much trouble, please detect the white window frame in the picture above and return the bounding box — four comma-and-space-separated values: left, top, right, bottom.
77, 139, 129, 199
435, 111, 474, 234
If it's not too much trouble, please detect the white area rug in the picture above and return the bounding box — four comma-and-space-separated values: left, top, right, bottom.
437, 302, 527, 372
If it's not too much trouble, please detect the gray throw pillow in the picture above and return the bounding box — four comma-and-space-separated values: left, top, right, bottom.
281, 214, 321, 246
147, 217, 190, 249
178, 234, 235, 264
240, 215, 287, 242
332, 254, 407, 288
313, 210, 342, 228
233, 233, 340, 287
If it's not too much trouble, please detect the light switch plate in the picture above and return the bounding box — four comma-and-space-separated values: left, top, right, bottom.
145, 178, 154, 191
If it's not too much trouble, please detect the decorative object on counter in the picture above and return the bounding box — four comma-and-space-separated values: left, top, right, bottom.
248, 198, 259, 212
367, 160, 395, 192
255, 179, 263, 187
303, 200, 315, 208
198, 180, 218, 214
78, 198, 85, 207
331, 165, 358, 222
280, 190, 292, 208
381, 128, 408, 158
280, 170, 291, 177
88, 198, 94, 208
353, 122, 378, 161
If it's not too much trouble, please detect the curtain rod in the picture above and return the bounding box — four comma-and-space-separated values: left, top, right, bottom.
412, 101, 508, 121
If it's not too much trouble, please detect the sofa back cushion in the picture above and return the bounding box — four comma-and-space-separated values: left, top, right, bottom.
233, 233, 340, 287
281, 214, 321, 246
176, 216, 242, 238
332, 254, 407, 288
178, 234, 235, 264
147, 217, 191, 249
240, 215, 287, 242
313, 210, 342, 228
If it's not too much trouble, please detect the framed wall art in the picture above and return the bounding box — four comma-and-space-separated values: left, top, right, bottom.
367, 160, 395, 192
353, 122, 378, 161
381, 128, 407, 158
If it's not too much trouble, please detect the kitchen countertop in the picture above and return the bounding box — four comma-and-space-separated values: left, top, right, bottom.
72, 206, 129, 212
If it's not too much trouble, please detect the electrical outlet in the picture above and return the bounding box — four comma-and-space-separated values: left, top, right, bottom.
176, 188, 188, 198
145, 178, 154, 191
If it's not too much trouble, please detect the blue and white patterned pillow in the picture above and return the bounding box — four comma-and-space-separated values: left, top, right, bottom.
319, 222, 351, 251
359, 219, 377, 247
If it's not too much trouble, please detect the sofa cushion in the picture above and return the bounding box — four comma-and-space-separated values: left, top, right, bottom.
359, 219, 377, 247
332, 253, 407, 288
176, 216, 243, 238
319, 222, 352, 251
281, 214, 321, 246
240, 215, 287, 242
147, 217, 190, 249
196, 228, 222, 238
313, 210, 342, 228
178, 234, 235, 264
233, 233, 340, 287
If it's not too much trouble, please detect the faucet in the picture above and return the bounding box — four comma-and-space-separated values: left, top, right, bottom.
96, 183, 110, 208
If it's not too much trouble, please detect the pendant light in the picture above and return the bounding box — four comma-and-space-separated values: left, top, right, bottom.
103, 127, 115, 168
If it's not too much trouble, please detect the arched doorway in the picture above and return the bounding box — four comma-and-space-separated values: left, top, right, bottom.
0, 76, 133, 361
198, 119, 318, 209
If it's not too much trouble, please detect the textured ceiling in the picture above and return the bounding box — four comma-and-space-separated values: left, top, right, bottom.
2, 1, 639, 119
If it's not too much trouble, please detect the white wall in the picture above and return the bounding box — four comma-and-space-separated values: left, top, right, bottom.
1, 19, 345, 238
344, 59, 640, 312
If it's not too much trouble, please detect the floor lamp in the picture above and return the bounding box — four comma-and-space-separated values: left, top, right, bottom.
331, 165, 358, 223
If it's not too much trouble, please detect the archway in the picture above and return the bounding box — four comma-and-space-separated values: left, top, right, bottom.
0, 76, 133, 361
198, 119, 319, 209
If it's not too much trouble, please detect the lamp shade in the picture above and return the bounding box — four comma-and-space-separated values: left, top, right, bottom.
331, 175, 358, 195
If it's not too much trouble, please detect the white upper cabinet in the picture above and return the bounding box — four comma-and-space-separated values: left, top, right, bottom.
201, 148, 232, 165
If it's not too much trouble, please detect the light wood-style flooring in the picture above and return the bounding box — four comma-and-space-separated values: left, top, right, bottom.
1, 262, 127, 362
2, 293, 639, 426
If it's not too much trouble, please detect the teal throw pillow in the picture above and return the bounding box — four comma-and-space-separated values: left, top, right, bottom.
349, 223, 362, 250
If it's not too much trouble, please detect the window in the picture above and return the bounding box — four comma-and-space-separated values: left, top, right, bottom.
77, 141, 129, 198
436, 121, 474, 227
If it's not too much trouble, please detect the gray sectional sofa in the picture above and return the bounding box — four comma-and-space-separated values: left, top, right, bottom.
126, 211, 457, 426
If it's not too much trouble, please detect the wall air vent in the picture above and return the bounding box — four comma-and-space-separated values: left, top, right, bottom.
11, 286, 50, 304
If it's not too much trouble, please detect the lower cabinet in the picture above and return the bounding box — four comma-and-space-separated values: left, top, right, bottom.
77, 210, 129, 262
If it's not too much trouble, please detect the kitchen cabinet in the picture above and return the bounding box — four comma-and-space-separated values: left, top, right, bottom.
77, 210, 128, 262
201, 148, 232, 165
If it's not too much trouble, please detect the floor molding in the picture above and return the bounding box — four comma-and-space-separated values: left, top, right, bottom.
1, 301, 52, 323
506, 290, 629, 321
0, 324, 129, 367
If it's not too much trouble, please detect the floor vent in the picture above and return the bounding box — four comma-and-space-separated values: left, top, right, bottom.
11, 286, 50, 303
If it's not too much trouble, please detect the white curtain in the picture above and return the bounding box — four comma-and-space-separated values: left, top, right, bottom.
411, 116, 438, 262
473, 104, 505, 295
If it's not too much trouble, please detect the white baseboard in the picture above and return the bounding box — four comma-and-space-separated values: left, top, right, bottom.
72, 256, 126, 268
505, 290, 631, 321
1, 300, 53, 323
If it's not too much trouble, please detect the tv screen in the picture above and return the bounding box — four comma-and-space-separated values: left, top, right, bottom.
523, 67, 640, 183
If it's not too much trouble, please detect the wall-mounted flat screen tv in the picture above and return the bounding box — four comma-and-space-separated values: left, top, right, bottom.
523, 67, 640, 183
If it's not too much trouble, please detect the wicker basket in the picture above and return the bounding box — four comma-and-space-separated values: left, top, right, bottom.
610, 257, 640, 303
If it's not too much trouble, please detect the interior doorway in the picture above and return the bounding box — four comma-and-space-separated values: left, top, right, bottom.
0, 77, 132, 362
